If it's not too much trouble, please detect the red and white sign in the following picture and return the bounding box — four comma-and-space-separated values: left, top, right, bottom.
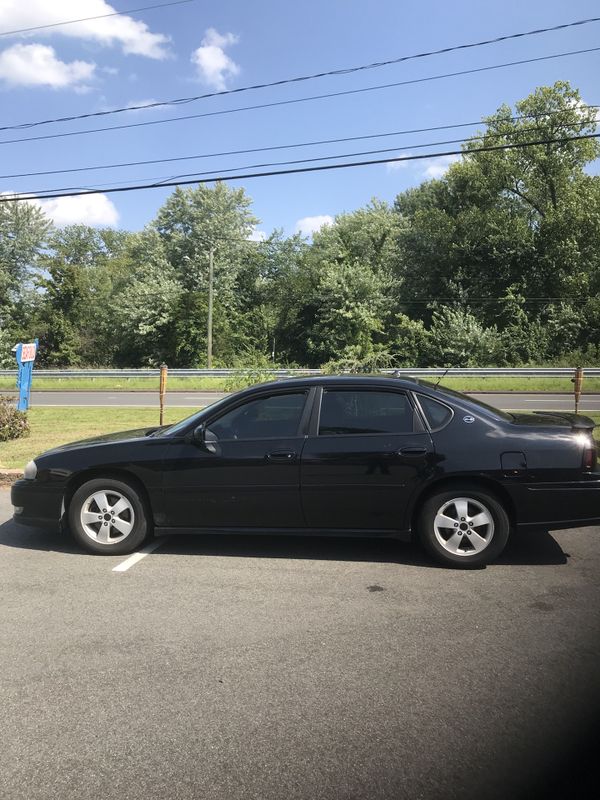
20, 342, 37, 362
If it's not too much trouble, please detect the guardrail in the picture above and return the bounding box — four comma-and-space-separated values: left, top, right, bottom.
1, 367, 599, 378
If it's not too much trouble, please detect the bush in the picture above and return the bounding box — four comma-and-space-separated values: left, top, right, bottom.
322, 348, 396, 374
0, 396, 30, 442
222, 370, 276, 392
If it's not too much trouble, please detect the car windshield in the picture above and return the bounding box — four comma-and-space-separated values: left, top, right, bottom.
419, 381, 514, 422
153, 394, 233, 437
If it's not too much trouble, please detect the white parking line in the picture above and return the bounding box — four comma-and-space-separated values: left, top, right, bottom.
112, 538, 165, 572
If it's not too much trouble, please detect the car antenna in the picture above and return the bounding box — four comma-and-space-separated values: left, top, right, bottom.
433, 367, 450, 389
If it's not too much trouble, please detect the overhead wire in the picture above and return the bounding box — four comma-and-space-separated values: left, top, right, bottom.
2, 15, 599, 131
24, 118, 600, 194
1, 46, 599, 147
2, 132, 599, 203
2, 105, 598, 182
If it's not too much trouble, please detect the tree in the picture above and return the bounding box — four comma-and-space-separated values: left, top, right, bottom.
153, 182, 259, 365
395, 80, 600, 361
112, 231, 182, 366
34, 226, 131, 366
0, 200, 51, 350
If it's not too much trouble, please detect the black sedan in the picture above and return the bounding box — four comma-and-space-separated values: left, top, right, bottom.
11, 376, 600, 567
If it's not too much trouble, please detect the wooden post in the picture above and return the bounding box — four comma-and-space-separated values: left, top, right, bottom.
572, 366, 584, 414
159, 363, 168, 425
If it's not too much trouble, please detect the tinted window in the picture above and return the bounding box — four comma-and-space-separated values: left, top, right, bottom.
417, 395, 453, 429
419, 381, 513, 422
319, 390, 413, 435
208, 392, 307, 440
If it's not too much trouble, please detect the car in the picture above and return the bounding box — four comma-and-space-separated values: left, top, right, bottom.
10, 375, 600, 567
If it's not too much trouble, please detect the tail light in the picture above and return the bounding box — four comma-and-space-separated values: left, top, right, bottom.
583, 444, 596, 470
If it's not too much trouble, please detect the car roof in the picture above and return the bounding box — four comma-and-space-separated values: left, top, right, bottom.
243, 374, 429, 392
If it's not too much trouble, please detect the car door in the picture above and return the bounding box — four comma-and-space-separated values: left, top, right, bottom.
300, 387, 434, 530
161, 388, 313, 530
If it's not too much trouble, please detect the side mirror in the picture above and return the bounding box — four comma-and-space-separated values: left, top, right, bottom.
192, 424, 217, 453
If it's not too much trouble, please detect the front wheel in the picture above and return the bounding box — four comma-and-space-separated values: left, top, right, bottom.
417, 487, 510, 567
68, 477, 149, 555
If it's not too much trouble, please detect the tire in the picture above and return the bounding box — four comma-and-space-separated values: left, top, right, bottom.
68, 477, 149, 555
417, 485, 510, 568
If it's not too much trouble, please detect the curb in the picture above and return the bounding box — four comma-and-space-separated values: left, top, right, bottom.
0, 469, 21, 486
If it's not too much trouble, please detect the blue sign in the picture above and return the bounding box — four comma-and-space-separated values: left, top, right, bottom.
14, 339, 38, 412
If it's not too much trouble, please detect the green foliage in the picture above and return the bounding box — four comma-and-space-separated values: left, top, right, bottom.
0, 324, 15, 369
322, 348, 396, 374
0, 396, 30, 442
427, 307, 503, 367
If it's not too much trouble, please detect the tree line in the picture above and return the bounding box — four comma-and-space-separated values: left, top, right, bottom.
1, 81, 600, 371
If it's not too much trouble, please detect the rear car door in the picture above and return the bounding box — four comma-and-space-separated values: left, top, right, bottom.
300, 387, 434, 530
161, 388, 313, 529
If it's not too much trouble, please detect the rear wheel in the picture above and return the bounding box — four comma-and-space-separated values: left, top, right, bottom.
418, 486, 510, 567
68, 477, 149, 555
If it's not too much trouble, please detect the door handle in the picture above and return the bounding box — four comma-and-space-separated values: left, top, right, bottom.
266, 449, 297, 461
398, 446, 429, 456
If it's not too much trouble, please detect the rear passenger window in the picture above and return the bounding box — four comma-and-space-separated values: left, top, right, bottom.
417, 395, 453, 430
318, 391, 414, 435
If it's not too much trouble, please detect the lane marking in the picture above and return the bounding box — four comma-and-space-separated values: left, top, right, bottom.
112, 538, 165, 572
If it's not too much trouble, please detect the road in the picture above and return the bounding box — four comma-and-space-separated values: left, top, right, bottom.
0, 489, 598, 800
4, 390, 600, 412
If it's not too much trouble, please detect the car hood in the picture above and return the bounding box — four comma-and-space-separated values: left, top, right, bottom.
41, 426, 159, 456
510, 411, 596, 431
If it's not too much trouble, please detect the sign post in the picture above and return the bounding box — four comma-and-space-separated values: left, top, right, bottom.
14, 339, 38, 411
572, 366, 584, 414
159, 363, 168, 425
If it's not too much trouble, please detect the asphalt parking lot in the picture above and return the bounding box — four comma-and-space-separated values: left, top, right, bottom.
1, 488, 599, 800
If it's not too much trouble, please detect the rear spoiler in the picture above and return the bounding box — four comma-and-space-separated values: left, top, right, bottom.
534, 411, 597, 431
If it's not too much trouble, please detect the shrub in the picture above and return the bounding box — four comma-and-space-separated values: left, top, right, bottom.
222, 370, 276, 392
0, 396, 30, 442
322, 348, 396, 374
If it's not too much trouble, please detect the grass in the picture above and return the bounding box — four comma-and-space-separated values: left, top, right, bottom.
2, 406, 600, 472
0, 406, 192, 470
0, 375, 599, 393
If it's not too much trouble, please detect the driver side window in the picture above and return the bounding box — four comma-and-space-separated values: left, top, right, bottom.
207, 392, 307, 441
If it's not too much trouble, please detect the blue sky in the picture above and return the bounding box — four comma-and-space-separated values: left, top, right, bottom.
1, 0, 599, 237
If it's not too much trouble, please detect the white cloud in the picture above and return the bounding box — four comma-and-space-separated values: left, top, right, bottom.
248, 228, 267, 242
0, 43, 95, 89
386, 153, 412, 172
36, 194, 119, 227
0, 1, 169, 59
422, 154, 461, 179
191, 28, 240, 90
295, 215, 334, 236
1, 190, 119, 227
575, 98, 600, 124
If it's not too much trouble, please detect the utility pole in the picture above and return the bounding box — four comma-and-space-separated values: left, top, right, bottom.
207, 246, 214, 369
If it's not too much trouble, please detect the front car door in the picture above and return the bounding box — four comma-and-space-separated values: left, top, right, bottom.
161, 388, 314, 530
300, 386, 434, 531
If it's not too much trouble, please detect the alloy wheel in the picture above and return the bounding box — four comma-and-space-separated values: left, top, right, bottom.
79, 490, 135, 545
433, 496, 495, 556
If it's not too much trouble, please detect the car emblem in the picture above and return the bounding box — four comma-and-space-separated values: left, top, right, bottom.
463, 415, 475, 424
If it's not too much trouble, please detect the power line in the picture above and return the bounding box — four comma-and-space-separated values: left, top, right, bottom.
2, 132, 598, 203
2, 106, 597, 182
29, 120, 599, 194
2, 15, 599, 131
1, 45, 599, 148
0, 0, 197, 38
